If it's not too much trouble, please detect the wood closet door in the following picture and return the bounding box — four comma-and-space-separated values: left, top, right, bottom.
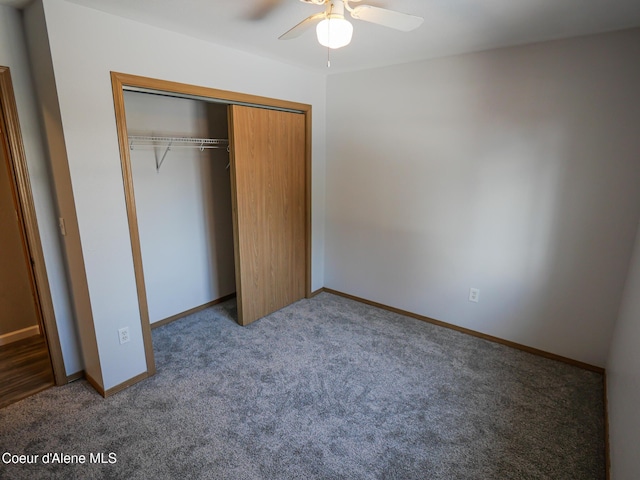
228, 105, 306, 326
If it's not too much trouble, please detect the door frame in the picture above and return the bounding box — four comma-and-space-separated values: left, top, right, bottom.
0, 66, 66, 385
110, 72, 312, 376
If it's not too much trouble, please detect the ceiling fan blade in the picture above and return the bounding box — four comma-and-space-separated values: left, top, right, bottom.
349, 5, 424, 31
278, 12, 326, 40
246, 0, 285, 21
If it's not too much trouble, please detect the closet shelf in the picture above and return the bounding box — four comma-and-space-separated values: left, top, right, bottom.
128, 135, 230, 172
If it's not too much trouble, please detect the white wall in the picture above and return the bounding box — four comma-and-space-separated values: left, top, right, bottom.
607, 221, 640, 480
125, 92, 235, 323
0, 4, 81, 375
325, 28, 640, 367
29, 0, 327, 390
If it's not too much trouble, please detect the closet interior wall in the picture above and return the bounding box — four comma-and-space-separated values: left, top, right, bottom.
124, 91, 235, 325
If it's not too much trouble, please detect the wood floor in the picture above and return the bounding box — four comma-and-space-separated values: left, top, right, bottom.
0, 335, 54, 409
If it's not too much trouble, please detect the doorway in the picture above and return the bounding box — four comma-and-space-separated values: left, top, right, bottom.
0, 66, 65, 408
111, 72, 312, 376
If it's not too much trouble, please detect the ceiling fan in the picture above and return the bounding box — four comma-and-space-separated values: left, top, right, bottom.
278, 0, 424, 49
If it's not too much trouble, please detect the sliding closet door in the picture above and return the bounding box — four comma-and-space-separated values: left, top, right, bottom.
229, 105, 306, 326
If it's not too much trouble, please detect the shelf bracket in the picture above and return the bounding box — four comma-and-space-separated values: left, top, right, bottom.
156, 140, 172, 172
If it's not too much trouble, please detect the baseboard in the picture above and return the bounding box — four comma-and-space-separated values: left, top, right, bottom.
604, 373, 610, 480
85, 370, 149, 398
0, 325, 40, 346
151, 293, 237, 330
321, 288, 605, 374
84, 372, 105, 397
66, 371, 85, 383
309, 288, 324, 298
103, 371, 148, 398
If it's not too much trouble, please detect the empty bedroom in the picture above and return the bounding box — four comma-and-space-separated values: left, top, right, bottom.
1, 0, 639, 479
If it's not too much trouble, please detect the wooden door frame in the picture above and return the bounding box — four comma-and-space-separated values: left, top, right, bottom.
0, 66, 66, 385
110, 72, 312, 376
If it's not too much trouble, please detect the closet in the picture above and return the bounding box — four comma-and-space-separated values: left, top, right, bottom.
125, 91, 236, 326
115, 74, 309, 356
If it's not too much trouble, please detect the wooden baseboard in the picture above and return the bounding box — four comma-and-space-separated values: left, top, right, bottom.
320, 288, 605, 374
151, 293, 237, 330
0, 325, 40, 346
84, 372, 105, 397
309, 288, 324, 298
66, 370, 84, 383
604, 373, 610, 480
103, 371, 148, 398
85, 370, 149, 398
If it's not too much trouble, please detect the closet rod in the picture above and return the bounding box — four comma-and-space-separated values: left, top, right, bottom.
128, 135, 230, 172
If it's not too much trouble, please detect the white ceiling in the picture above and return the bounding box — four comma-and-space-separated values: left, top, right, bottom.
6, 0, 640, 74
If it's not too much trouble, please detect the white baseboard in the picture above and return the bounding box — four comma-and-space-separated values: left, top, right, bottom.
0, 325, 41, 346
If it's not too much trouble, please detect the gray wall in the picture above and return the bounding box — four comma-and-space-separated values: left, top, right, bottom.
607, 219, 640, 480
0, 4, 81, 374
325, 28, 640, 367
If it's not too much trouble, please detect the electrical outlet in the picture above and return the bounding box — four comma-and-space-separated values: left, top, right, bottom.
118, 327, 130, 345
469, 288, 480, 303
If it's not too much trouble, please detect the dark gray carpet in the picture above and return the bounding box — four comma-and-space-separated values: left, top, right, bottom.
0, 292, 605, 479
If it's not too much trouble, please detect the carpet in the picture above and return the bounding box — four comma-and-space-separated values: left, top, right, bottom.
0, 292, 605, 479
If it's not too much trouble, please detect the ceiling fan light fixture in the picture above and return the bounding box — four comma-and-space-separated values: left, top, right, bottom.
316, 15, 353, 49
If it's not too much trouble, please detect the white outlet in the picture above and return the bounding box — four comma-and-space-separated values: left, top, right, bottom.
469, 288, 480, 303
118, 327, 130, 344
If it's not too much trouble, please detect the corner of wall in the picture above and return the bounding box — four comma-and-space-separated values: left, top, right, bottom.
22, 0, 102, 387
606, 220, 640, 480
